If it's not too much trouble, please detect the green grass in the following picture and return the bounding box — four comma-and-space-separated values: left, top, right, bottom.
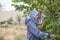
15, 34, 26, 40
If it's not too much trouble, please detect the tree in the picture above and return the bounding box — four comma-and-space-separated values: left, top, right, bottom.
12, 0, 60, 40
12, 0, 60, 18
0, 3, 2, 11
0, 0, 4, 11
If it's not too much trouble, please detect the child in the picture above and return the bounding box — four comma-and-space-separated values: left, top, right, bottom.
25, 9, 56, 40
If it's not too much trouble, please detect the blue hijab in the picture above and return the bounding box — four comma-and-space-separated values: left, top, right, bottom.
29, 9, 39, 20
26, 9, 43, 25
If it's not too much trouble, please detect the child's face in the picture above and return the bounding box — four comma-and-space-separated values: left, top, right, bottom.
34, 13, 41, 20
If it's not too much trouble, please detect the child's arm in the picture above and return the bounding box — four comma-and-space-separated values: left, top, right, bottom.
27, 21, 50, 39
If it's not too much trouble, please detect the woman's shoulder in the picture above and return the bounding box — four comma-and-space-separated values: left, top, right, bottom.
25, 18, 31, 24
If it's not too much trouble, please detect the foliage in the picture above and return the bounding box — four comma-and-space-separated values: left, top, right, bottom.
12, 0, 60, 40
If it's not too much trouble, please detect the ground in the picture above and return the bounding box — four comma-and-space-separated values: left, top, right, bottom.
0, 24, 27, 40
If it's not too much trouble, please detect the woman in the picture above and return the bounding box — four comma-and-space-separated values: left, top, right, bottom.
25, 9, 56, 40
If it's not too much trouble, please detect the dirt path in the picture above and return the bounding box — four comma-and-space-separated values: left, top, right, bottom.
0, 25, 27, 40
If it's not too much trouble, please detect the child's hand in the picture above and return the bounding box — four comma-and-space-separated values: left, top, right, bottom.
50, 34, 56, 39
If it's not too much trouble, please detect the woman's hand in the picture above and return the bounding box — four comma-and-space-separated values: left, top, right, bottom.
50, 34, 56, 39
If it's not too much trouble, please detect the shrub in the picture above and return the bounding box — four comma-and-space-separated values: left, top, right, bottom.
7, 17, 13, 24
0, 23, 9, 28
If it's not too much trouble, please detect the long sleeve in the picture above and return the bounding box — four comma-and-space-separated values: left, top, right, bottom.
27, 21, 50, 39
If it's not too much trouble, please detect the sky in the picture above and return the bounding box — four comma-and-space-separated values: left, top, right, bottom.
0, 0, 29, 11
0, 0, 15, 11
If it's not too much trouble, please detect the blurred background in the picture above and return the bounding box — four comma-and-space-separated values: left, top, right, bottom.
0, 0, 27, 40
0, 0, 60, 40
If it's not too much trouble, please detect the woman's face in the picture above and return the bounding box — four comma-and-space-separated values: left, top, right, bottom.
34, 13, 41, 20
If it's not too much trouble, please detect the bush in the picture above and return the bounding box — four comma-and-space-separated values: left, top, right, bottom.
43, 17, 60, 40
0, 23, 9, 28
7, 17, 13, 24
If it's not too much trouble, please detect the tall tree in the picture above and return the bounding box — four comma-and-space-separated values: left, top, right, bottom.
12, 0, 60, 40
0, 0, 4, 11
0, 3, 2, 11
